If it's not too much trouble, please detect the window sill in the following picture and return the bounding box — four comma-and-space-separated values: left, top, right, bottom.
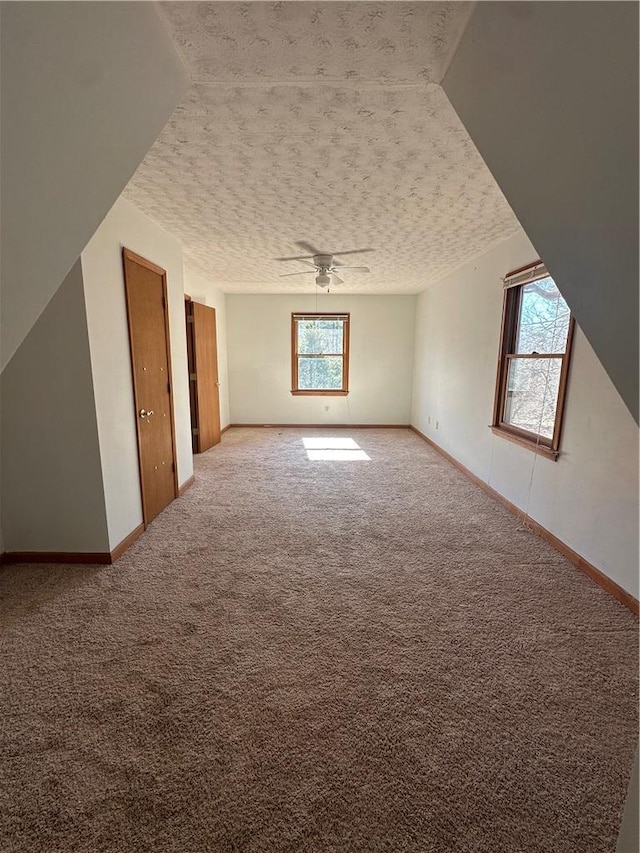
490, 426, 559, 461
291, 390, 349, 397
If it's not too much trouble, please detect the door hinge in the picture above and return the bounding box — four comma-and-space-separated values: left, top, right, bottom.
167, 381, 171, 394
186, 315, 194, 324
189, 373, 197, 382
192, 427, 199, 436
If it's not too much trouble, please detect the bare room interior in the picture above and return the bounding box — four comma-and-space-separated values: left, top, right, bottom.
1, 3, 638, 852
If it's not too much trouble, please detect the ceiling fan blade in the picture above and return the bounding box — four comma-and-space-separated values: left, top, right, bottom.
275, 258, 318, 267
295, 240, 323, 256
279, 270, 317, 277
331, 274, 344, 285
331, 248, 374, 257
274, 254, 316, 261
331, 266, 370, 273
277, 246, 374, 261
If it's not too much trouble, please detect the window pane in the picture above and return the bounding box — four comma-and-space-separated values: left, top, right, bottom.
298, 356, 343, 390
297, 320, 343, 355
515, 277, 570, 355
503, 357, 562, 439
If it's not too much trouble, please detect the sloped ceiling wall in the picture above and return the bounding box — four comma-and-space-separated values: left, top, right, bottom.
443, 1, 639, 422
0, 1, 189, 371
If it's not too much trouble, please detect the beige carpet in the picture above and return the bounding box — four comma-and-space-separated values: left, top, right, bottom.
1, 427, 637, 853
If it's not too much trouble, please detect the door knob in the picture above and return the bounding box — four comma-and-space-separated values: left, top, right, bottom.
139, 409, 155, 419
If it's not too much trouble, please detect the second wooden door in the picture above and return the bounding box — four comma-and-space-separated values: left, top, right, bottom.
186, 300, 221, 453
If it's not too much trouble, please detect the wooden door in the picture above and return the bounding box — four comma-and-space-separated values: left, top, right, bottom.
186, 300, 221, 453
123, 248, 178, 525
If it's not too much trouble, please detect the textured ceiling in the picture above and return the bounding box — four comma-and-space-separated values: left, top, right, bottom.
123, 2, 521, 294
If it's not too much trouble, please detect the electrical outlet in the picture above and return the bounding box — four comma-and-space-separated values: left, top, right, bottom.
325, 405, 330, 412
428, 416, 431, 424
435, 420, 439, 430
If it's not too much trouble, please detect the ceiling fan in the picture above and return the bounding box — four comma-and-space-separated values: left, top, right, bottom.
275, 241, 372, 288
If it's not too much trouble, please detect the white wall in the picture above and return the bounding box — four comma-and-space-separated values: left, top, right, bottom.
412, 230, 639, 599
0, 1, 188, 371
183, 269, 230, 430
443, 1, 639, 421
1, 261, 109, 553
227, 294, 416, 425
81, 198, 193, 550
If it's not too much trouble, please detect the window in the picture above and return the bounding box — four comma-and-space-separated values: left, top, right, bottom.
291, 313, 350, 395
492, 262, 575, 460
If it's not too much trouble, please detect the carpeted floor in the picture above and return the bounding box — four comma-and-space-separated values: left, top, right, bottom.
1, 427, 637, 853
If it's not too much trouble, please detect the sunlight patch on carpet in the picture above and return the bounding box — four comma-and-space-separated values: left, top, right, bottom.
303, 436, 370, 461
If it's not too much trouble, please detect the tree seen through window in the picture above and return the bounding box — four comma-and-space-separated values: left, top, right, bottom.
493, 266, 575, 458
291, 314, 349, 394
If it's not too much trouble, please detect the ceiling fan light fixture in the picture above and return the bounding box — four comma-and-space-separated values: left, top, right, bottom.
316, 273, 331, 287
